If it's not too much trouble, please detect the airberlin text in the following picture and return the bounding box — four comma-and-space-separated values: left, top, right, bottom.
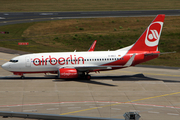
33, 55, 84, 66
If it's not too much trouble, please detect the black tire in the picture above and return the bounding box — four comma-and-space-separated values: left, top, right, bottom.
20, 75, 25, 79
86, 75, 91, 80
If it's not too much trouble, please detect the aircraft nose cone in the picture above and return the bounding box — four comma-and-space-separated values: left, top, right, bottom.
1, 62, 9, 71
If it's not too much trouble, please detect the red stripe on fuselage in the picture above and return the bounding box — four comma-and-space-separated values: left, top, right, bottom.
102, 51, 160, 67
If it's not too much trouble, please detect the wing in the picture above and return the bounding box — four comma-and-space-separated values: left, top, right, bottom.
62, 54, 136, 72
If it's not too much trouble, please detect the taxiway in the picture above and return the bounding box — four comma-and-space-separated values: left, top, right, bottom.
0, 52, 180, 120
0, 10, 180, 26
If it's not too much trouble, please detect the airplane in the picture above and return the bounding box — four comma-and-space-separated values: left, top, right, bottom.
2, 14, 166, 79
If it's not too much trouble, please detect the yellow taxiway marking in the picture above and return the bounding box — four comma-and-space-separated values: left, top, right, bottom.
60, 91, 180, 115
0, 58, 9, 61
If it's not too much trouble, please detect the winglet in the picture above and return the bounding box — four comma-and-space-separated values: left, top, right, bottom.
124, 54, 136, 67
88, 40, 97, 52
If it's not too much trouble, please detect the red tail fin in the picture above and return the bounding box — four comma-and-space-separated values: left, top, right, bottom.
88, 40, 97, 52
128, 14, 165, 52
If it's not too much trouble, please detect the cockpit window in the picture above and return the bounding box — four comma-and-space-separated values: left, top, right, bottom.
9, 60, 18, 63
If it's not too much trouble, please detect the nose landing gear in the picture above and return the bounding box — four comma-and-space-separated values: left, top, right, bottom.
13, 72, 25, 79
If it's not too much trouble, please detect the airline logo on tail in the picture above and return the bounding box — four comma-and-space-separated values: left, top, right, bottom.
128, 14, 165, 52
145, 22, 163, 47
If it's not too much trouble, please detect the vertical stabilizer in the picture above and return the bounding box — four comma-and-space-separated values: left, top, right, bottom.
128, 14, 165, 52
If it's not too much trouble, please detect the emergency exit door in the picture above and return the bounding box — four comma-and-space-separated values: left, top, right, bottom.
25, 56, 31, 67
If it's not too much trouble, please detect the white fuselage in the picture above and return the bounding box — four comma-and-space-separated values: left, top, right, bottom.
2, 48, 129, 73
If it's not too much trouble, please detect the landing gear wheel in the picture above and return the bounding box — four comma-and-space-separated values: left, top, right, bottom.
80, 72, 91, 80
20, 75, 25, 79
86, 75, 91, 80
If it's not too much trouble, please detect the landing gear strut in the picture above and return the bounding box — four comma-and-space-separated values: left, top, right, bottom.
85, 74, 91, 80
81, 72, 91, 80
20, 75, 25, 79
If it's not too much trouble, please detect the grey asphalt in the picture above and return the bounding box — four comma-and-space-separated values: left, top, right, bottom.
0, 52, 180, 120
0, 10, 180, 26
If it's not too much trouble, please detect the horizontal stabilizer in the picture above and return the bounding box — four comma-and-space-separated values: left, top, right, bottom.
145, 51, 176, 56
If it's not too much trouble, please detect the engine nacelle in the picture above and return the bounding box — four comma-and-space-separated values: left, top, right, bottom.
58, 68, 78, 78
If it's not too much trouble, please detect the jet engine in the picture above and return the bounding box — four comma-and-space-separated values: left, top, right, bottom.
58, 68, 78, 78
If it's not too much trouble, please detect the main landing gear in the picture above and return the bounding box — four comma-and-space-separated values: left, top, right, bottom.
85, 74, 91, 80
81, 72, 91, 80
20, 75, 25, 79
